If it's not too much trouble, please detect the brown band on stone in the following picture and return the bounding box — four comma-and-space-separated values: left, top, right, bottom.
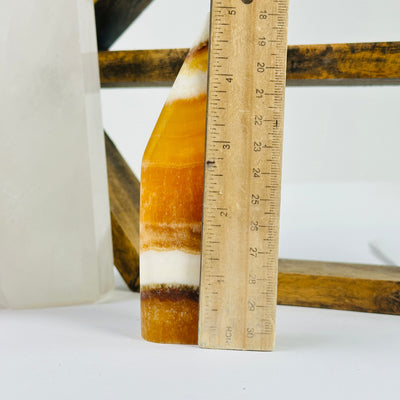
140, 223, 201, 254
141, 283, 199, 302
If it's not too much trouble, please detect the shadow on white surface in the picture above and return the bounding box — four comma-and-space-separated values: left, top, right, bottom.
275, 332, 332, 352
96, 268, 136, 304
39, 294, 141, 341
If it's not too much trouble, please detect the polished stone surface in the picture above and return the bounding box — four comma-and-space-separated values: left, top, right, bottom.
0, 0, 114, 308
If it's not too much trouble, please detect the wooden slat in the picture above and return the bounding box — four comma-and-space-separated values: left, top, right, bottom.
105, 133, 140, 291
98, 42, 400, 87
104, 137, 400, 314
287, 42, 400, 85
278, 259, 400, 315
101, 39, 400, 312
95, 0, 153, 50
99, 48, 188, 87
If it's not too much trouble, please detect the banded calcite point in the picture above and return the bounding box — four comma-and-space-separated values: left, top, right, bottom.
140, 21, 209, 344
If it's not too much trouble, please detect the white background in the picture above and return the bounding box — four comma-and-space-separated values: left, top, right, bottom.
102, 0, 400, 267
1, 274, 399, 400
2, 1, 400, 399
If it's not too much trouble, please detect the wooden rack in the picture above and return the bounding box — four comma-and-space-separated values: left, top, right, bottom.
98, 42, 400, 87
94, 0, 400, 315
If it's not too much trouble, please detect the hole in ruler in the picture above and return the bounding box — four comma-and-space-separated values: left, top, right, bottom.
242, 0, 253, 4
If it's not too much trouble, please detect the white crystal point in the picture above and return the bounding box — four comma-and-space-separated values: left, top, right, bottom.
0, 0, 114, 308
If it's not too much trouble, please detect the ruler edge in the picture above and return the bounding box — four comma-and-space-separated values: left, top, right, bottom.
198, 0, 215, 349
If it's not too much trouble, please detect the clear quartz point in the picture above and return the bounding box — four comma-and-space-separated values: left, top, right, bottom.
0, 0, 114, 308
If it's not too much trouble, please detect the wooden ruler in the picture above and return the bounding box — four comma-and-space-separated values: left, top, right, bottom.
198, 0, 289, 351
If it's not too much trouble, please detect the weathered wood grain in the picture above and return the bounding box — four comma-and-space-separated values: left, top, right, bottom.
104, 136, 400, 313
99, 48, 188, 87
104, 141, 400, 314
278, 259, 400, 315
287, 42, 400, 85
105, 133, 140, 291
95, 0, 153, 50
100, 37, 400, 313
98, 42, 400, 87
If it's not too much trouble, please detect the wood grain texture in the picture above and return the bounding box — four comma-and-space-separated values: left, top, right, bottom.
287, 42, 400, 85
99, 48, 188, 87
95, 0, 153, 50
105, 133, 140, 291
98, 42, 400, 87
278, 259, 400, 315
103, 148, 400, 313
104, 137, 400, 313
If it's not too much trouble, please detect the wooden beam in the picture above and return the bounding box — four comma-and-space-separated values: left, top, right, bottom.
98, 42, 400, 87
104, 137, 400, 314
278, 259, 400, 315
105, 133, 140, 291
95, 0, 153, 50
99, 48, 188, 87
101, 40, 400, 312
287, 42, 400, 85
